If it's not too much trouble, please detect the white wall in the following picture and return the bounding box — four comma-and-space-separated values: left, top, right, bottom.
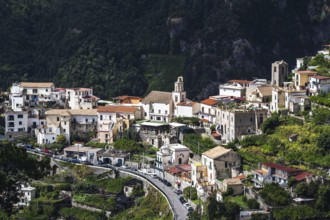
11, 96, 24, 112
175, 105, 193, 117
5, 112, 28, 132
219, 87, 244, 97
150, 103, 171, 122
202, 155, 216, 184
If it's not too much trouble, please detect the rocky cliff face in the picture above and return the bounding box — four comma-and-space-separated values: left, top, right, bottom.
1, 0, 330, 99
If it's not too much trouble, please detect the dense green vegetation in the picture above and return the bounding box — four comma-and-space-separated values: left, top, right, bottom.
307, 54, 330, 75
59, 207, 106, 220
73, 194, 116, 211
110, 188, 172, 220
239, 113, 330, 172
0, 142, 50, 214
1, 0, 330, 99
310, 93, 330, 108
192, 195, 240, 220
183, 186, 198, 201
259, 183, 291, 207
183, 133, 216, 154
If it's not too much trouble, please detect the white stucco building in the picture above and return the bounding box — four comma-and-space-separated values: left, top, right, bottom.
199, 98, 218, 124
36, 109, 98, 145
155, 143, 190, 178
308, 75, 330, 95
142, 76, 188, 122
174, 101, 200, 118
9, 82, 55, 111
18, 186, 36, 207
5, 111, 29, 140
219, 80, 250, 98
66, 88, 99, 109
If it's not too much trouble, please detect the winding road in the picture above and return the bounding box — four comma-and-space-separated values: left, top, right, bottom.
28, 150, 189, 220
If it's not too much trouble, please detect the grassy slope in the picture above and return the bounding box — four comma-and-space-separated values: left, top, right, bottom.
240, 123, 330, 174
142, 54, 186, 95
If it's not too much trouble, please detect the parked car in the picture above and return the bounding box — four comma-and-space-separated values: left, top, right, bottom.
82, 161, 93, 165
179, 196, 186, 204
16, 143, 25, 148
71, 158, 80, 163
174, 189, 182, 195
163, 180, 172, 187
25, 144, 34, 150
121, 165, 127, 169
188, 207, 194, 213
151, 174, 158, 179
183, 203, 190, 209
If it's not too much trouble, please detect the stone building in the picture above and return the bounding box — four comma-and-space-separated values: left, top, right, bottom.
201, 146, 241, 184
139, 122, 170, 148
216, 107, 267, 143
271, 60, 288, 87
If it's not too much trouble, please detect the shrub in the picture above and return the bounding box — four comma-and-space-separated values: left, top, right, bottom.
247, 198, 259, 209
259, 183, 291, 206
183, 186, 198, 200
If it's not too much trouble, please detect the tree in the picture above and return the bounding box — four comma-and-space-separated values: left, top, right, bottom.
247, 198, 260, 209
250, 213, 269, 220
113, 138, 142, 153
205, 196, 219, 220
0, 142, 50, 214
294, 182, 309, 197
56, 134, 67, 145
261, 114, 280, 134
316, 185, 330, 212
183, 186, 198, 201
273, 205, 319, 220
259, 183, 291, 206
317, 131, 330, 154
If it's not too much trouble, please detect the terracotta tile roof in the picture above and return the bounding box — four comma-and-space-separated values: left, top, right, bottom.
142, 91, 173, 104
20, 82, 54, 88
228, 79, 251, 84
201, 98, 218, 106
294, 172, 312, 181
167, 167, 181, 174
296, 70, 317, 75
310, 75, 330, 80
176, 164, 191, 172
262, 162, 301, 173
97, 106, 138, 113
202, 146, 231, 159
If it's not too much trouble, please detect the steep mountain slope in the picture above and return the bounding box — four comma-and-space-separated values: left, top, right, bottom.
1, 0, 330, 99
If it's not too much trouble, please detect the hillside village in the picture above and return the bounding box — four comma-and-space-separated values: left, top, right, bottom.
2, 46, 330, 219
